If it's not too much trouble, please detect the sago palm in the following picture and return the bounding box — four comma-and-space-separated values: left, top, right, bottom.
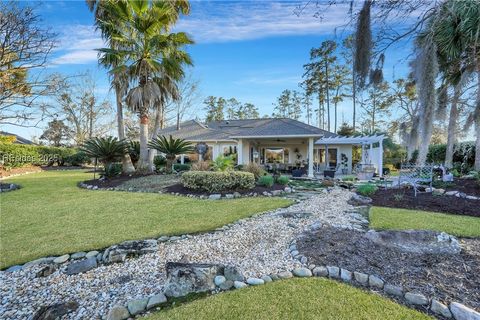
80, 136, 128, 169
96, 0, 193, 172
148, 135, 193, 173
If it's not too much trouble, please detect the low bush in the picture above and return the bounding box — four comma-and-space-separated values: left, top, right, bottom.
258, 175, 274, 187
191, 161, 211, 171
64, 151, 91, 166
243, 162, 264, 180
276, 175, 289, 185
102, 163, 122, 178
173, 163, 191, 172
0, 144, 78, 168
341, 175, 356, 182
356, 183, 378, 197
153, 155, 167, 171
182, 171, 255, 193
212, 155, 234, 171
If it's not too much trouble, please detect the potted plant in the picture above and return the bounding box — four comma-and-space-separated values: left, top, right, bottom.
340, 153, 348, 174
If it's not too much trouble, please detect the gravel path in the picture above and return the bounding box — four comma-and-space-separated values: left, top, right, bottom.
0, 188, 359, 319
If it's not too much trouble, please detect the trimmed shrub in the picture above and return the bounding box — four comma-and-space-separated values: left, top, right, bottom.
258, 175, 274, 188
191, 161, 211, 171
276, 175, 290, 185
153, 155, 166, 171
102, 163, 122, 178
357, 183, 378, 197
182, 171, 255, 193
212, 155, 234, 171
64, 151, 91, 166
243, 162, 264, 180
173, 163, 191, 172
0, 144, 78, 168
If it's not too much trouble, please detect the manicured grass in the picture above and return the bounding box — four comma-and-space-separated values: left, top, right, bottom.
146, 278, 432, 320
370, 206, 480, 238
0, 170, 291, 268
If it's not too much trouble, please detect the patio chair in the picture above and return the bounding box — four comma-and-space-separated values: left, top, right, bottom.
398, 163, 434, 196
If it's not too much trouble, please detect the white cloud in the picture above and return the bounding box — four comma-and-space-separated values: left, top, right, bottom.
53, 25, 104, 65
176, 1, 352, 43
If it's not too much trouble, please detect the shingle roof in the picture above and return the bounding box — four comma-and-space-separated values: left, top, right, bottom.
157, 118, 335, 141
0, 131, 35, 145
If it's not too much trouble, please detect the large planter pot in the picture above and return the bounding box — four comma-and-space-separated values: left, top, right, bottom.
324, 170, 335, 178
292, 168, 304, 177
357, 171, 374, 180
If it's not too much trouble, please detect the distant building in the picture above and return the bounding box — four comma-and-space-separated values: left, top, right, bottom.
0, 131, 36, 145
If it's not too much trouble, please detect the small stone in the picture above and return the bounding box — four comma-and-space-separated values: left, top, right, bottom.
158, 236, 169, 242
312, 266, 328, 277
277, 271, 293, 279
233, 192, 241, 198
219, 280, 234, 290
127, 298, 148, 315
53, 254, 70, 264
293, 267, 312, 277
209, 194, 221, 200
368, 275, 384, 289
33, 301, 79, 320
65, 257, 97, 275
340, 269, 352, 282
327, 266, 340, 278
5, 265, 22, 272
233, 281, 248, 289
24, 257, 52, 268
354, 272, 369, 285
224, 266, 244, 282
404, 292, 429, 305
225, 194, 234, 199
300, 256, 308, 264
290, 250, 299, 256
85, 251, 99, 259
146, 293, 167, 310
384, 284, 403, 297
261, 275, 272, 283
284, 187, 292, 193
246, 278, 264, 285
269, 274, 280, 281
36, 265, 56, 278
214, 275, 226, 286
449, 302, 480, 320
169, 236, 181, 241
430, 299, 452, 318
70, 252, 86, 260
106, 305, 130, 320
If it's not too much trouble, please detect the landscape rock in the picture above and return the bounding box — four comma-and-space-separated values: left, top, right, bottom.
312, 266, 328, 277
36, 265, 56, 278
146, 293, 167, 310
225, 194, 234, 199
233, 281, 248, 289
224, 266, 244, 282
348, 194, 372, 206
404, 292, 429, 305
368, 275, 384, 289
354, 272, 369, 285
384, 284, 403, 297
163, 262, 224, 297
430, 299, 452, 318
209, 194, 222, 200
327, 266, 340, 278
103, 239, 158, 264
53, 255, 70, 264
214, 275, 226, 286
65, 257, 97, 275
246, 277, 264, 285
5, 265, 22, 273
85, 251, 99, 259
365, 229, 461, 255
277, 271, 293, 279
340, 269, 352, 282
445, 191, 458, 196
218, 280, 234, 290
127, 298, 148, 315
293, 267, 312, 277
449, 302, 480, 320
106, 305, 130, 320
32, 301, 79, 320
24, 257, 55, 268
261, 275, 272, 283
158, 236, 170, 242
70, 252, 86, 260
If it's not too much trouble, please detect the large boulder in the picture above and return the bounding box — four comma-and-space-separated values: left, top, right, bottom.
65, 258, 97, 275
102, 239, 158, 264
163, 262, 224, 297
348, 194, 372, 206
33, 301, 79, 320
365, 230, 461, 255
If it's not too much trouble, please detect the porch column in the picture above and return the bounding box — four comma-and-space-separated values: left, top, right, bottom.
378, 139, 383, 177
180, 154, 185, 164
237, 139, 243, 165
308, 138, 314, 177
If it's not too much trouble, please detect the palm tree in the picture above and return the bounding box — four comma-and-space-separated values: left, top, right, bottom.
95, 0, 193, 172
148, 135, 193, 173
88, 0, 136, 173
81, 136, 128, 170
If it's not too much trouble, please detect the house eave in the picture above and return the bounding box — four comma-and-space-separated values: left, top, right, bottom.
229, 134, 324, 139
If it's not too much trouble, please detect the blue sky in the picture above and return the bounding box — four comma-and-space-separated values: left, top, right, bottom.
7, 0, 413, 140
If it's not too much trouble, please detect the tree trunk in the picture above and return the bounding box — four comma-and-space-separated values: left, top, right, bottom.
137, 114, 151, 172
148, 107, 163, 169
407, 116, 420, 161
475, 67, 480, 171
115, 87, 135, 173
325, 63, 330, 132
445, 84, 460, 168
352, 71, 357, 131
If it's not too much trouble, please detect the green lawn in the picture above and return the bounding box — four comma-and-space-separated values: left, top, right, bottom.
0, 170, 291, 268
370, 206, 480, 238
146, 278, 432, 320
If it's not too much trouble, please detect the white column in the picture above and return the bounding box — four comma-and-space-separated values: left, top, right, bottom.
237, 139, 243, 165
308, 138, 314, 178
180, 154, 185, 164
378, 139, 383, 177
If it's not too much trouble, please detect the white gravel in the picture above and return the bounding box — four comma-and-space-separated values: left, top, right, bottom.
0, 188, 360, 319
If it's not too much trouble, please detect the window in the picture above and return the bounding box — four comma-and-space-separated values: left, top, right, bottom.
328, 148, 337, 168
223, 145, 237, 156
264, 148, 289, 164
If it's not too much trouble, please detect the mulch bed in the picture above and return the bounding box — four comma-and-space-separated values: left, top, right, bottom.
438, 178, 480, 197
298, 227, 480, 311
371, 188, 479, 217
83, 173, 154, 188
164, 183, 286, 196
0, 165, 42, 178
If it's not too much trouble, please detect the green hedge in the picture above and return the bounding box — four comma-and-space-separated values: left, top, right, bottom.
182, 171, 255, 193
0, 144, 86, 168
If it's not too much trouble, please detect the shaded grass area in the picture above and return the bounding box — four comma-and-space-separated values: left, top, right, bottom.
370, 206, 480, 238
146, 278, 432, 320
0, 170, 291, 268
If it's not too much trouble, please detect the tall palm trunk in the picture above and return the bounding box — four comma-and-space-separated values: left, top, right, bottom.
115, 87, 135, 173
148, 105, 164, 169
137, 114, 151, 172
445, 84, 460, 168
475, 66, 480, 171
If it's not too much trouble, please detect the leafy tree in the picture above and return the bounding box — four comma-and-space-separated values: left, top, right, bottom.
272, 89, 292, 118
97, 0, 193, 172
204, 96, 226, 122
337, 122, 355, 136
40, 120, 71, 147
148, 135, 193, 173
241, 103, 259, 119
361, 81, 393, 133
